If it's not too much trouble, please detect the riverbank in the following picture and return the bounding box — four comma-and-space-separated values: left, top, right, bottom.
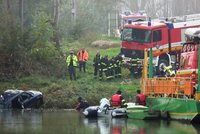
0, 74, 140, 109
0, 37, 140, 109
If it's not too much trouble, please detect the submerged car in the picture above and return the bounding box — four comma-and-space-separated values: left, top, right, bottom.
0, 89, 43, 109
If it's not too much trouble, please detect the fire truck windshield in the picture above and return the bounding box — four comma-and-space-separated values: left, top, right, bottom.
122, 28, 151, 43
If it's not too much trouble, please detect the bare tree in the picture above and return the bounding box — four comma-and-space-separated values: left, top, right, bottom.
52, 0, 60, 47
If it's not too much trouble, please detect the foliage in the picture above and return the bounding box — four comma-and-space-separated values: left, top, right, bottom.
31, 11, 53, 46
79, 31, 100, 46
1, 0, 200, 108
66, 22, 85, 40
60, 40, 82, 54
0, 9, 25, 80
17, 11, 66, 77
0, 38, 140, 108
0, 74, 139, 109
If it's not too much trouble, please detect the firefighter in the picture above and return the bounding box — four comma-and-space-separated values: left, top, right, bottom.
66, 50, 78, 80
130, 58, 142, 78
164, 65, 175, 77
77, 48, 89, 72
113, 56, 118, 78
99, 55, 109, 80
93, 51, 101, 78
98, 57, 103, 80
104, 55, 110, 80
111, 90, 126, 108
108, 57, 115, 79
115, 55, 123, 78
135, 89, 146, 106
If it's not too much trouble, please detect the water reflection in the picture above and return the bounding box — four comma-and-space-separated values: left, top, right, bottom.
83, 117, 127, 134
127, 120, 160, 134
0, 110, 199, 134
83, 116, 199, 134
0, 109, 42, 134
127, 119, 199, 134
111, 118, 127, 134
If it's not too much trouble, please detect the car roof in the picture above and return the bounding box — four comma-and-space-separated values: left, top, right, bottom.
26, 90, 42, 95
4, 89, 23, 94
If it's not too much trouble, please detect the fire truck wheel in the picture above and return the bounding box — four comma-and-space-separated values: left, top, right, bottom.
157, 59, 169, 75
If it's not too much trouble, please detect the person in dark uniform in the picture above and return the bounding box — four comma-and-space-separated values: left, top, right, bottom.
93, 51, 101, 78
99, 55, 109, 80
130, 58, 142, 78
115, 55, 123, 78
75, 97, 89, 111
108, 57, 115, 79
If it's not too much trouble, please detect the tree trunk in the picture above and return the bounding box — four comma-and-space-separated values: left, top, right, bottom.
52, 0, 60, 48
19, 0, 24, 35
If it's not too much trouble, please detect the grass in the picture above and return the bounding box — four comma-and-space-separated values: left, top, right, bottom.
0, 36, 140, 109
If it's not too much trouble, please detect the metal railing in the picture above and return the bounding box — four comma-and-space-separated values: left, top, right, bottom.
143, 77, 193, 98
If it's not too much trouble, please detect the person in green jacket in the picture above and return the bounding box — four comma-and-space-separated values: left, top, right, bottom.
66, 50, 78, 80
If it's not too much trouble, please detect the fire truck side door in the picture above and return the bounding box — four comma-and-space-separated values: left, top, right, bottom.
152, 29, 162, 49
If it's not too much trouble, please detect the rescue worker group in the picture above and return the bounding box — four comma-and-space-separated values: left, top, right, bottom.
66, 48, 175, 81
66, 48, 126, 81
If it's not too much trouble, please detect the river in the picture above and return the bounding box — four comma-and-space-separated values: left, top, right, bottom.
0, 109, 199, 134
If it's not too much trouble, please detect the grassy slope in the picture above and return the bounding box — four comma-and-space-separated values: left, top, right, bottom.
0, 37, 140, 109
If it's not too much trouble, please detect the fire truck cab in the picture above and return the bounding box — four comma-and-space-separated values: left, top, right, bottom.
121, 14, 200, 74
176, 28, 200, 90
120, 12, 147, 28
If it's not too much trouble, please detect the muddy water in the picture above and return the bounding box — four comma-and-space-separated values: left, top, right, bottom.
0, 109, 199, 134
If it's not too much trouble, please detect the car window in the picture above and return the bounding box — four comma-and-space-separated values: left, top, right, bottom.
20, 92, 32, 101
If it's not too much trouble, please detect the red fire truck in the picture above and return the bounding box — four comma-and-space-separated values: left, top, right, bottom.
119, 11, 147, 28
121, 14, 200, 74
176, 28, 200, 90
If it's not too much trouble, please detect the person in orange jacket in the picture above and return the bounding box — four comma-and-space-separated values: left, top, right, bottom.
77, 48, 89, 72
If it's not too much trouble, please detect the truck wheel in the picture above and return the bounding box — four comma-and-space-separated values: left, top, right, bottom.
157, 59, 169, 75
